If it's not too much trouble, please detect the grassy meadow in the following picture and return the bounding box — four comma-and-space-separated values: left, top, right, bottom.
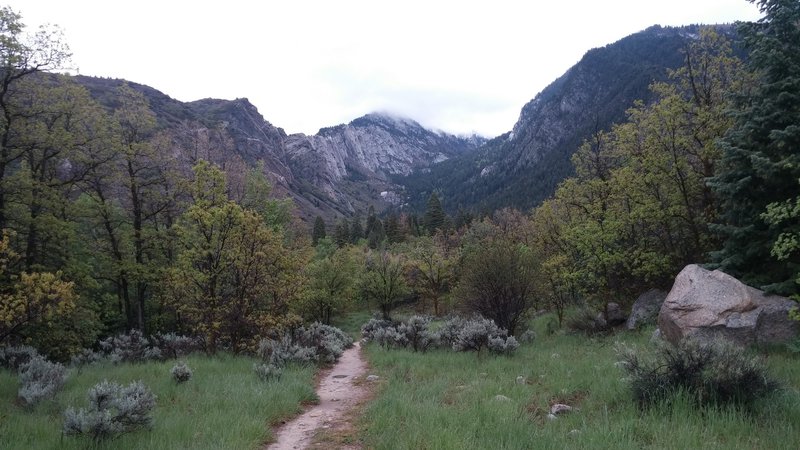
357, 315, 800, 450
0, 354, 316, 449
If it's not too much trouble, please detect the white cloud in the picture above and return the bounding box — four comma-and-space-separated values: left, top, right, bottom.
6, 0, 762, 137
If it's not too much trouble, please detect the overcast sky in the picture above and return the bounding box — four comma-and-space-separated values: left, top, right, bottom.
7, 0, 762, 137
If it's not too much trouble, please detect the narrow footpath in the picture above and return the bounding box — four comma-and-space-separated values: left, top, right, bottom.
266, 341, 370, 450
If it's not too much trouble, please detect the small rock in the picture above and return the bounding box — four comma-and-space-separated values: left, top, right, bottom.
547, 413, 558, 421
493, 395, 511, 402
650, 328, 662, 343
551, 353, 560, 359
569, 429, 581, 436
366, 375, 380, 382
550, 403, 572, 415
606, 302, 627, 326
479, 372, 488, 378
515, 376, 526, 385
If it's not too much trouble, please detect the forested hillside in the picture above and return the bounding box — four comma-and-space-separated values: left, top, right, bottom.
398, 24, 737, 213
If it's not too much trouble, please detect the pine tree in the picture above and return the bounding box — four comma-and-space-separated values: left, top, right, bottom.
423, 193, 446, 235
384, 212, 403, 244
311, 216, 326, 246
350, 214, 364, 243
365, 206, 385, 248
333, 219, 350, 248
709, 0, 800, 293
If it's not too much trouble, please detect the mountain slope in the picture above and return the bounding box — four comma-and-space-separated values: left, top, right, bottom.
74, 76, 482, 221
398, 25, 726, 213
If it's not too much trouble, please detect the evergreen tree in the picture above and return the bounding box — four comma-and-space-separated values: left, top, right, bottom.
423, 192, 446, 235
384, 212, 403, 244
709, 0, 800, 293
365, 206, 385, 248
333, 219, 350, 248
350, 214, 364, 243
311, 216, 326, 246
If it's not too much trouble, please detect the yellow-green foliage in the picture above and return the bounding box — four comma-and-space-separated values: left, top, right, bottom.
0, 231, 77, 351
165, 162, 307, 354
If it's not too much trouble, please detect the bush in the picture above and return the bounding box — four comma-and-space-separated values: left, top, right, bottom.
616, 338, 780, 410
362, 316, 435, 352
170, 362, 192, 383
370, 326, 407, 349
0, 345, 40, 371
253, 363, 282, 381
257, 336, 317, 367
452, 317, 518, 354
99, 330, 163, 364
360, 317, 396, 341
565, 307, 608, 336
17, 355, 68, 406
294, 322, 353, 364
433, 316, 468, 348
519, 329, 536, 343
63, 380, 156, 442
256, 323, 352, 370
69, 348, 103, 369
396, 316, 435, 352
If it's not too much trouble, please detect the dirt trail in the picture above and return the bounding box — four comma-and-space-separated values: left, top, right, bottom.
266, 341, 370, 450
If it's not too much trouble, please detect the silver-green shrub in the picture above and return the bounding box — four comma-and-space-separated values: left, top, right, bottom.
363, 316, 434, 352
99, 330, 163, 364
256, 323, 352, 371
63, 380, 156, 442
69, 348, 103, 369
170, 362, 192, 383
0, 345, 40, 371
452, 317, 518, 354
616, 338, 780, 410
257, 336, 317, 368
433, 316, 468, 348
361, 317, 395, 341
295, 322, 353, 363
17, 355, 68, 406
253, 363, 283, 381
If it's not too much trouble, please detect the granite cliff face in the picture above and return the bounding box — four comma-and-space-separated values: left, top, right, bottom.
284, 113, 484, 213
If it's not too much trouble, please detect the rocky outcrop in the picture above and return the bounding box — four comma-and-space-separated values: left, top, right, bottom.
605, 302, 627, 326
658, 265, 799, 347
626, 289, 668, 330
284, 113, 484, 199
281, 113, 484, 218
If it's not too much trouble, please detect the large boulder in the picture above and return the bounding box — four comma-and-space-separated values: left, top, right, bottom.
658, 265, 799, 346
626, 289, 668, 330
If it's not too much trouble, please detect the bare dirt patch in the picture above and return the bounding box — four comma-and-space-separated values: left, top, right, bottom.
266, 341, 372, 450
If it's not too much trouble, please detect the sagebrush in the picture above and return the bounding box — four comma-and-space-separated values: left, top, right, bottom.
616, 338, 780, 409
63, 380, 156, 442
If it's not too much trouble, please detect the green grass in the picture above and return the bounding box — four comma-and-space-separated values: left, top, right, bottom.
332, 309, 373, 339
359, 315, 800, 449
0, 354, 317, 449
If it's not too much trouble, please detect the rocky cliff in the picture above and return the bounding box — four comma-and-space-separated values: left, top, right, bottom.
284, 113, 484, 214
